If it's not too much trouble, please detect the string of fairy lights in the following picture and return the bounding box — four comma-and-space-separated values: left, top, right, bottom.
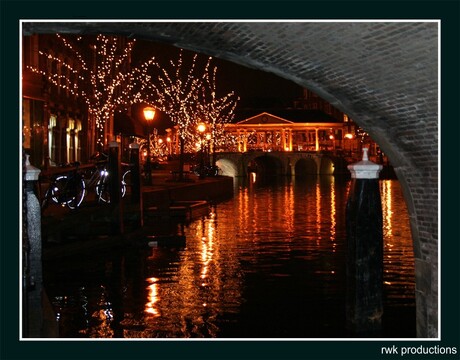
27, 34, 238, 153
197, 64, 239, 151
134, 49, 239, 154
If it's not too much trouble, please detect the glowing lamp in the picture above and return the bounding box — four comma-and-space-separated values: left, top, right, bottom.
143, 107, 156, 122
143, 106, 156, 185
197, 123, 206, 133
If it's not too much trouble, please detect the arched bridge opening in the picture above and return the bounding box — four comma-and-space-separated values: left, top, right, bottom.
294, 158, 317, 178
22, 21, 439, 338
247, 154, 284, 179
215, 158, 239, 178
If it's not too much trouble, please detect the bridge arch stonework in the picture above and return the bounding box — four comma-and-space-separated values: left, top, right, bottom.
215, 151, 339, 177
23, 22, 439, 338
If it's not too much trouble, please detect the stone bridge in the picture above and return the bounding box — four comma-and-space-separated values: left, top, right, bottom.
215, 151, 349, 178
21, 20, 443, 338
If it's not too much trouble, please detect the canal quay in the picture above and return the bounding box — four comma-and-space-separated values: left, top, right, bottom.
39, 169, 234, 258
31, 166, 415, 339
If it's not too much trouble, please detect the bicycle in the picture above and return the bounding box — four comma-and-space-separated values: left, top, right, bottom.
41, 162, 86, 210
41, 159, 132, 210
191, 164, 222, 177
85, 152, 132, 204
91, 164, 131, 203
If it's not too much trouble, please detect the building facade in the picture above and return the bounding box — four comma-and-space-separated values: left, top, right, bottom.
224, 111, 361, 154
22, 34, 144, 170
22, 34, 89, 169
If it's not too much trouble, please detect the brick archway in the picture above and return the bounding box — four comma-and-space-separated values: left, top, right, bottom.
23, 21, 439, 337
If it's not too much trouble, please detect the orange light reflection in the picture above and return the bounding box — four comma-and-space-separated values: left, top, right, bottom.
381, 180, 393, 239
145, 277, 160, 317
316, 181, 321, 244
330, 177, 336, 250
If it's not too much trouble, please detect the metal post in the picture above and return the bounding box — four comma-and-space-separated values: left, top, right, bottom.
346, 147, 383, 334
145, 122, 152, 185
108, 141, 123, 234
129, 142, 143, 227
129, 142, 141, 203
199, 137, 205, 179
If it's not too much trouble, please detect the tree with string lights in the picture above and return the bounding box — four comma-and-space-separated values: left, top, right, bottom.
197, 65, 239, 167
137, 50, 238, 180
27, 33, 158, 151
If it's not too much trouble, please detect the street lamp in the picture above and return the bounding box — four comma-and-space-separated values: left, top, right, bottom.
143, 106, 156, 185
344, 133, 354, 157
197, 122, 206, 179
166, 136, 171, 156
205, 132, 211, 169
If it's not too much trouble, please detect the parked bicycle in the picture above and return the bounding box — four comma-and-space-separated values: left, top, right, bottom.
191, 164, 222, 177
86, 152, 132, 204
41, 162, 86, 210
41, 156, 132, 210
91, 165, 131, 203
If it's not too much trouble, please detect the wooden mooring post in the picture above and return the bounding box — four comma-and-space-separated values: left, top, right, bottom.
346, 147, 384, 335
108, 141, 124, 234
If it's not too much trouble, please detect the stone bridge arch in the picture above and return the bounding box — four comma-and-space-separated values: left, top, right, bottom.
214, 153, 242, 177
216, 151, 288, 177
23, 21, 439, 337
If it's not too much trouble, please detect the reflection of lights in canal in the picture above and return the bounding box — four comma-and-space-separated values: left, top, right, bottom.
330, 176, 336, 249
145, 277, 160, 317
200, 212, 216, 282
44, 177, 414, 338
381, 180, 393, 239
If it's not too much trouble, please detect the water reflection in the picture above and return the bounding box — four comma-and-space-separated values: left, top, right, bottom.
380, 180, 415, 306
43, 177, 415, 338
145, 277, 160, 317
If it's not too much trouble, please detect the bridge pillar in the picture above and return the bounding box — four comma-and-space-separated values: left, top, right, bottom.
315, 156, 322, 175
345, 147, 383, 335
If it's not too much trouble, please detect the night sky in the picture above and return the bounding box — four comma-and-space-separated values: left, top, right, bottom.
132, 39, 303, 131
134, 39, 302, 98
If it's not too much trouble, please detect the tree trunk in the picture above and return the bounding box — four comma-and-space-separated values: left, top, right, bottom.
178, 137, 185, 181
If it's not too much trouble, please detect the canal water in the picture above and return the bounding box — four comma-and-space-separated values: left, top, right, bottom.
43, 176, 415, 338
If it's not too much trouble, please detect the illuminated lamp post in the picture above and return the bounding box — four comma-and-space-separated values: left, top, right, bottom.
143, 106, 156, 185
329, 133, 335, 153
344, 133, 354, 157
197, 122, 206, 179
205, 132, 211, 168
166, 136, 171, 156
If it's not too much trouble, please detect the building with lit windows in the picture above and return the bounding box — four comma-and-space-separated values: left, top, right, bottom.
22, 34, 89, 168
224, 110, 360, 154
22, 34, 144, 170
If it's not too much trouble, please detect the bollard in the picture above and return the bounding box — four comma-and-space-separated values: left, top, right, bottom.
108, 141, 124, 234
345, 147, 383, 335
129, 142, 143, 227
129, 142, 141, 203
24, 154, 43, 337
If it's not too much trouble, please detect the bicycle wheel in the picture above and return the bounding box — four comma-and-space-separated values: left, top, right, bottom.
50, 175, 85, 209
121, 169, 131, 198
41, 186, 53, 210
66, 177, 86, 210
50, 175, 72, 205
95, 173, 110, 203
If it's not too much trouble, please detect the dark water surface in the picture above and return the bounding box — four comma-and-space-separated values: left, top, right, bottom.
43, 176, 415, 338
